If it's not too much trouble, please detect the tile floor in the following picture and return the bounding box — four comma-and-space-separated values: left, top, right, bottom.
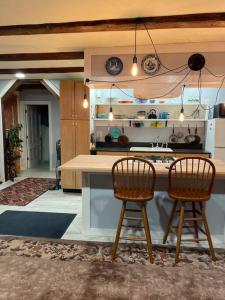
0, 168, 86, 241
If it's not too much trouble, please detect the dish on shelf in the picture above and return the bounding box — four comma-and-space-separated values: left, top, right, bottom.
117, 100, 133, 104
114, 114, 126, 119
96, 114, 109, 119
109, 127, 122, 139
135, 99, 149, 104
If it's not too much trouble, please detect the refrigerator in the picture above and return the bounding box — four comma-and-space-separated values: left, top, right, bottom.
205, 119, 225, 162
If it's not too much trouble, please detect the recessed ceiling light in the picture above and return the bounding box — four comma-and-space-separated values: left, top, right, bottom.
15, 72, 25, 79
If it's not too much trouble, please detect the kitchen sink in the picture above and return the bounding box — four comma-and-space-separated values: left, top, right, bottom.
130, 147, 173, 152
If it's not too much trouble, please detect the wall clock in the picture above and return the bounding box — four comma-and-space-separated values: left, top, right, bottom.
141, 54, 160, 75
105, 57, 123, 76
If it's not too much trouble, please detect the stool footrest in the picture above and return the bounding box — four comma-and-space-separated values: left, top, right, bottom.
124, 216, 143, 221
122, 224, 144, 229
184, 217, 203, 221
120, 236, 146, 241
181, 238, 207, 242
125, 209, 141, 212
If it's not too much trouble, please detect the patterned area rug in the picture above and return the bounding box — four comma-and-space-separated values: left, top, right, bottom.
0, 178, 55, 206
1, 237, 225, 299
0, 236, 225, 269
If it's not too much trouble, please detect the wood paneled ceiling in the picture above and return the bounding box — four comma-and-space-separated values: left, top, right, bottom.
0, 0, 225, 79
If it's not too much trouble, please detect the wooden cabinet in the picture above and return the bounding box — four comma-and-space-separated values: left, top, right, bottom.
97, 151, 127, 156
175, 153, 210, 158
60, 81, 75, 120
60, 80, 90, 189
60, 80, 89, 121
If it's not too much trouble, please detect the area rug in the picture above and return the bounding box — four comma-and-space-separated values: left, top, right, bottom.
0, 177, 55, 206
0, 211, 76, 238
0, 256, 225, 300
0, 237, 225, 299
0, 236, 225, 269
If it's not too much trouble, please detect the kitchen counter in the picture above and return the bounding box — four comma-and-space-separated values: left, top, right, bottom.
90, 142, 211, 156
60, 155, 225, 245
60, 154, 225, 177
91, 147, 210, 155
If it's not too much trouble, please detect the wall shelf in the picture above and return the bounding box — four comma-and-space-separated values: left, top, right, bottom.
94, 118, 206, 122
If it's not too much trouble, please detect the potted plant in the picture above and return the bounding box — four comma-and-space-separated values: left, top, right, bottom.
6, 124, 23, 181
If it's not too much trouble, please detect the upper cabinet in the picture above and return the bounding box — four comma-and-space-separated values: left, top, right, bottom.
60, 80, 89, 120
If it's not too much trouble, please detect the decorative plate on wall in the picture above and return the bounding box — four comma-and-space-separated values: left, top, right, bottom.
141, 54, 160, 75
105, 57, 123, 76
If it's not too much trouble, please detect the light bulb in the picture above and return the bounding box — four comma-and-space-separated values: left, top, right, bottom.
131, 56, 138, 77
15, 72, 25, 79
179, 108, 185, 122
83, 95, 88, 109
109, 107, 114, 121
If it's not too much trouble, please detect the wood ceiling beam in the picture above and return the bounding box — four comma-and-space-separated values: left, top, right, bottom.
0, 67, 84, 74
0, 52, 84, 61
0, 13, 224, 36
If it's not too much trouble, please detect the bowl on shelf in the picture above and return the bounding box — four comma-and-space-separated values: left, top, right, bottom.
135, 99, 149, 104
96, 114, 108, 119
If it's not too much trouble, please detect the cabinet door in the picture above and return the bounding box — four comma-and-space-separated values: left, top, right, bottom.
74, 81, 90, 120
75, 120, 90, 155
74, 120, 90, 189
61, 120, 76, 188
60, 80, 75, 120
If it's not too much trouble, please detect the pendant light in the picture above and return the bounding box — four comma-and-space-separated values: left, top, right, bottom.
179, 85, 185, 122
83, 79, 89, 109
131, 24, 138, 77
108, 84, 114, 121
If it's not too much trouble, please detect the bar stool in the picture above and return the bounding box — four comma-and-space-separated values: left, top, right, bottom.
111, 157, 156, 263
163, 157, 216, 263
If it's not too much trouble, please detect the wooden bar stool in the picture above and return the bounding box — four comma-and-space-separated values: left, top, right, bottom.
111, 157, 156, 263
163, 157, 216, 263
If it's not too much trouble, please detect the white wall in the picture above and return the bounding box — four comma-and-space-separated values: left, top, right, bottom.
19, 89, 60, 169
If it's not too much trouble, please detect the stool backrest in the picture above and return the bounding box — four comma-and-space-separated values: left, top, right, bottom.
112, 157, 156, 200
168, 157, 216, 198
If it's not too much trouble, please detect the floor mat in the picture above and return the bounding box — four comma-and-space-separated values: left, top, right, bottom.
0, 211, 76, 238
0, 178, 55, 206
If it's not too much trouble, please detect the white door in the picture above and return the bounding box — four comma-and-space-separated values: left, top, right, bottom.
25, 105, 41, 168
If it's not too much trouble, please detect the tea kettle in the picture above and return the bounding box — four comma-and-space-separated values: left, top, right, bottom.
148, 109, 157, 119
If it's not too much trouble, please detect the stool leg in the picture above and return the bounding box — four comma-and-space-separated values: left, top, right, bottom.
199, 202, 216, 261
175, 202, 185, 264
141, 203, 154, 264
192, 202, 199, 242
112, 201, 126, 260
163, 200, 178, 244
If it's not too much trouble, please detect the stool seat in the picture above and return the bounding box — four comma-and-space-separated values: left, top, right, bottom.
115, 189, 153, 202
168, 189, 210, 202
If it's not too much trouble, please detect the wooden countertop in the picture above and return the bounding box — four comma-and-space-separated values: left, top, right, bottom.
60, 155, 225, 179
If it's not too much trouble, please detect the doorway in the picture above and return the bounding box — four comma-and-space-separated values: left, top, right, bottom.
25, 104, 50, 170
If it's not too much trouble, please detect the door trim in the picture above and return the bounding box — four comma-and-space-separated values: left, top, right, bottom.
19, 101, 53, 171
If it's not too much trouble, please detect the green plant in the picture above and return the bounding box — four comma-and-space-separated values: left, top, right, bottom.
6, 124, 23, 181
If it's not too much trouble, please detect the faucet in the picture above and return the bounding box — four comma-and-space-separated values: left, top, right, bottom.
156, 136, 160, 148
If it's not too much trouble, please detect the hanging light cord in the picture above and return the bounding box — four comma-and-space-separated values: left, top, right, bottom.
88, 64, 188, 84
113, 69, 191, 100
134, 23, 137, 58
143, 22, 185, 73
196, 68, 225, 111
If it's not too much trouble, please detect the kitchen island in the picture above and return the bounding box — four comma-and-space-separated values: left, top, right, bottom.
60, 155, 225, 246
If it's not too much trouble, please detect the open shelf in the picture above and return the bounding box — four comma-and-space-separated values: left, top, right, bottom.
94, 118, 206, 122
